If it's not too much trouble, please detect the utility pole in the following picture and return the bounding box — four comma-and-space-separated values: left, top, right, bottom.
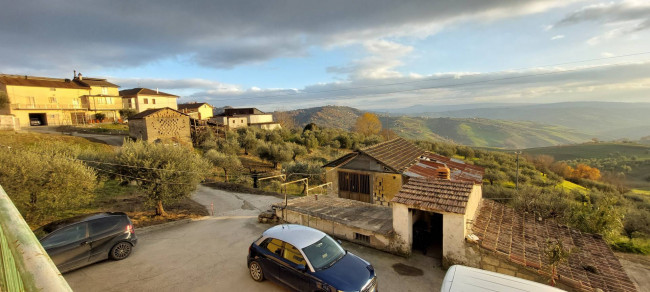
515, 151, 522, 190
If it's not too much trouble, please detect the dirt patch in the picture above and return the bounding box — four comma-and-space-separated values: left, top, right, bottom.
392, 263, 424, 276
96, 195, 208, 228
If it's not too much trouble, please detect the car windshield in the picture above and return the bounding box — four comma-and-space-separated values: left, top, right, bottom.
301, 235, 345, 270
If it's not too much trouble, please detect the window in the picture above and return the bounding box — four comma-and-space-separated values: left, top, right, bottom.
264, 238, 284, 256
338, 172, 370, 194
283, 243, 306, 266
143, 98, 149, 104
50, 88, 56, 91
302, 235, 345, 270
89, 218, 122, 237
354, 233, 370, 243
106, 97, 112, 104
48, 97, 57, 103
101, 87, 108, 95
41, 223, 87, 248
152, 99, 156, 104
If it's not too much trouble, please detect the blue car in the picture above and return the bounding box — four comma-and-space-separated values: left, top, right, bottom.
247, 224, 377, 292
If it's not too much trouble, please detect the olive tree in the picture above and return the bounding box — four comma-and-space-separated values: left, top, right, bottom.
257, 142, 293, 168
0, 148, 97, 224
204, 150, 242, 182
115, 140, 208, 216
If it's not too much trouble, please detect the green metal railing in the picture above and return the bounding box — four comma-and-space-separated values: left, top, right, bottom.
0, 184, 72, 292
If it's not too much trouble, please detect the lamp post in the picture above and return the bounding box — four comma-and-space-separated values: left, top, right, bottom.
514, 151, 522, 190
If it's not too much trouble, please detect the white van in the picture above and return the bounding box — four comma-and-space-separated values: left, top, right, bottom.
441, 265, 565, 292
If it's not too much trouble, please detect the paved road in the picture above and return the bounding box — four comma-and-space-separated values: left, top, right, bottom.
23, 126, 126, 146
64, 187, 445, 291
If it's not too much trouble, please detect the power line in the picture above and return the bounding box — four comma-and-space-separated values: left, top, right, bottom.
205, 51, 650, 103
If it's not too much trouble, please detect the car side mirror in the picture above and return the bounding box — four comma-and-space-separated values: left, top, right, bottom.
296, 264, 306, 272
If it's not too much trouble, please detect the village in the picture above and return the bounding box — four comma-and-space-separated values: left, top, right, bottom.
0, 72, 644, 292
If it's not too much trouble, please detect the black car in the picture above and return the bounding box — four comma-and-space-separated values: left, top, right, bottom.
34, 212, 138, 273
248, 224, 377, 292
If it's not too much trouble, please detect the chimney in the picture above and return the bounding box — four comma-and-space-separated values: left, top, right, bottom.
77, 73, 83, 80
73, 70, 76, 79
156, 88, 159, 94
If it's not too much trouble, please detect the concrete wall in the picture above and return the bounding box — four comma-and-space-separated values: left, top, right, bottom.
248, 114, 273, 124
278, 208, 396, 254
257, 123, 281, 130
0, 115, 20, 131
464, 185, 483, 228
442, 213, 467, 267
392, 203, 412, 255
228, 116, 248, 129
197, 105, 213, 120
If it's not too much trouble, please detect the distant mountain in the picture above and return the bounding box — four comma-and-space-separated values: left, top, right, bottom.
277, 106, 364, 130
278, 106, 592, 149
413, 102, 650, 140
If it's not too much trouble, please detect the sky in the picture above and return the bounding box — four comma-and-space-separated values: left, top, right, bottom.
1, 0, 649, 112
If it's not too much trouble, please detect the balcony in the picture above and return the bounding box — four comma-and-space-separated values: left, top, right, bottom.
11, 103, 83, 110
85, 103, 126, 111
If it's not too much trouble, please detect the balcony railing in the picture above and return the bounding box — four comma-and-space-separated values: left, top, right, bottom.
11, 104, 83, 110
0, 184, 72, 292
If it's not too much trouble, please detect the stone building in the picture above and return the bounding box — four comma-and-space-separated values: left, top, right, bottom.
323, 137, 483, 206
127, 107, 191, 144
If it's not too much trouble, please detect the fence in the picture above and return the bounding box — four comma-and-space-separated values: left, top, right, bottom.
0, 184, 72, 292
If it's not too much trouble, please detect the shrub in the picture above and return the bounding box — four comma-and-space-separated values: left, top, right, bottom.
119, 108, 137, 120
0, 147, 97, 224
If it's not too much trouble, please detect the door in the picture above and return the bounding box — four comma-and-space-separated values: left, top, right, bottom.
259, 238, 283, 281
41, 223, 90, 271
88, 217, 125, 262
279, 243, 310, 291
338, 172, 372, 203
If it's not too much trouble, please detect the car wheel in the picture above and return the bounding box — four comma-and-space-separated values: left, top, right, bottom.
249, 260, 264, 282
110, 242, 133, 260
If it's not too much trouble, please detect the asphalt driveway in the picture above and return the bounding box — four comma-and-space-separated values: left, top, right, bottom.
64, 187, 445, 291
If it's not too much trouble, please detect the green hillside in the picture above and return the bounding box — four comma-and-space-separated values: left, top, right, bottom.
524, 143, 650, 161
383, 116, 590, 149
279, 106, 592, 149
524, 143, 650, 191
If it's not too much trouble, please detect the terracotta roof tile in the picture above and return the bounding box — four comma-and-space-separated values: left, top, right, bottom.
119, 88, 178, 97
359, 137, 425, 172
391, 178, 474, 214
472, 200, 636, 292
178, 102, 212, 110
0, 75, 87, 89
129, 107, 188, 119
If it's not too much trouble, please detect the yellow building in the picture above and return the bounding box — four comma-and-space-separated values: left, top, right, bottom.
0, 73, 122, 127
119, 88, 178, 113
178, 102, 214, 120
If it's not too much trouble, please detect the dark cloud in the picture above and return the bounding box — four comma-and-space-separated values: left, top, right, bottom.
0, 0, 570, 73
557, 1, 650, 30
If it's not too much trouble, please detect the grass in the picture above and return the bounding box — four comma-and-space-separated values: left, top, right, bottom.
57, 123, 129, 135
631, 189, 650, 195
0, 130, 114, 152
560, 180, 588, 192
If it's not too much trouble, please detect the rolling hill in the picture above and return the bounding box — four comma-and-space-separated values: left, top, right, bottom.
409, 102, 650, 140
277, 106, 592, 149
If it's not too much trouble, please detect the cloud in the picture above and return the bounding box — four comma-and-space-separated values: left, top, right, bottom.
556, 1, 650, 27
155, 61, 650, 111
551, 34, 565, 40
0, 0, 577, 73
327, 40, 414, 80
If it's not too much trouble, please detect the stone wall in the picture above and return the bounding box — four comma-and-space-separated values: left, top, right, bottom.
144, 116, 191, 144
128, 119, 148, 140
0, 115, 20, 131
277, 208, 398, 254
